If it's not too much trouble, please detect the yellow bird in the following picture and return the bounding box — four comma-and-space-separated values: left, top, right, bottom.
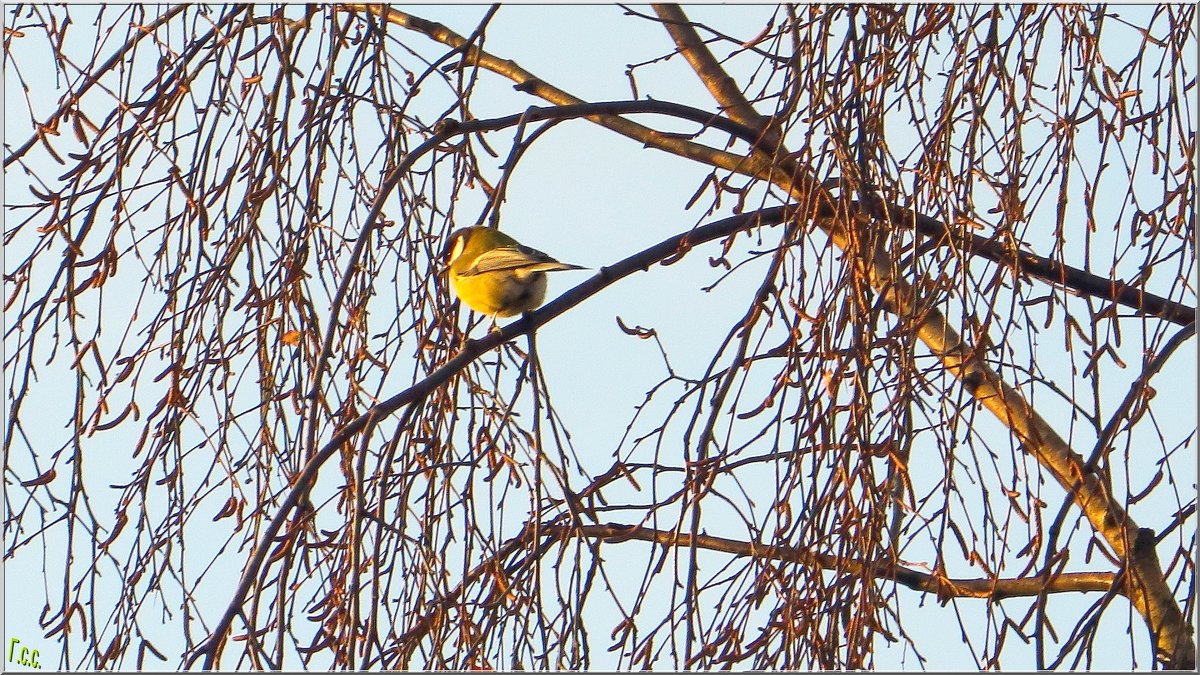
444, 226, 585, 324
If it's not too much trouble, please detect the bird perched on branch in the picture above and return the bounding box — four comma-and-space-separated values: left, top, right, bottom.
444, 226, 586, 326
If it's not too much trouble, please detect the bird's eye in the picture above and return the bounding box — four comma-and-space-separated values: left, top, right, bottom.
447, 235, 466, 264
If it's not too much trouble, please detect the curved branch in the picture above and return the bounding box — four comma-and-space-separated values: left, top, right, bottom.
338, 3, 829, 203
346, 6, 1197, 328
548, 523, 1118, 601
342, 6, 1193, 666
375, 517, 1122, 665
867, 198, 1196, 328
188, 202, 793, 668
1086, 321, 1198, 470
651, 4, 783, 151
314, 8, 1199, 667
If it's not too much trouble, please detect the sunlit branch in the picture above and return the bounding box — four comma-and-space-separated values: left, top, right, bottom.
547, 523, 1118, 601
345, 5, 1196, 329
191, 204, 794, 668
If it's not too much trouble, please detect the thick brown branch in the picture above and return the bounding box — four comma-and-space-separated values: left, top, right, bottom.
644, 8, 1195, 665
911, 302, 1194, 667
340, 4, 829, 204
189, 201, 794, 668
350, 4, 1197, 328
329, 8, 1197, 667
869, 199, 1195, 327
547, 523, 1117, 601
651, 4, 783, 151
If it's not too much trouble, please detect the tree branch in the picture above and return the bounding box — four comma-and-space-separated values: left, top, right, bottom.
651, 4, 783, 152
332, 8, 1200, 667
867, 198, 1195, 328
3, 4, 192, 168
348, 7, 1198, 328
188, 201, 794, 668
546, 522, 1118, 602
648, 7, 1195, 666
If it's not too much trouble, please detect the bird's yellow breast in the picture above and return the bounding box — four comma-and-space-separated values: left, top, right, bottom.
450, 268, 548, 317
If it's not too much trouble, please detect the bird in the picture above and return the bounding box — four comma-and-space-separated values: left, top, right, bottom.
443, 226, 586, 326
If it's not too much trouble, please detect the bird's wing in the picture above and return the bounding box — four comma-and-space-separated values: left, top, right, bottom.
461, 245, 583, 276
